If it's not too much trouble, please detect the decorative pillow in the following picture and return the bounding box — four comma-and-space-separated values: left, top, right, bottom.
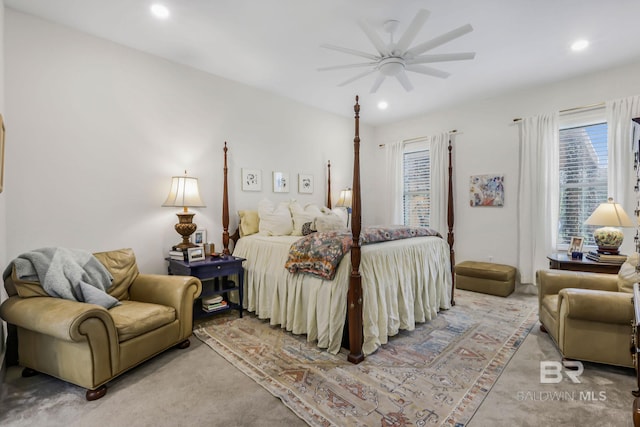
258, 199, 293, 236
290, 201, 322, 236
315, 208, 348, 232
302, 221, 316, 236
238, 210, 259, 237
618, 252, 639, 293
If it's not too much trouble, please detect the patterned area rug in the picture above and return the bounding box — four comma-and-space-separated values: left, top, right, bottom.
194, 290, 538, 427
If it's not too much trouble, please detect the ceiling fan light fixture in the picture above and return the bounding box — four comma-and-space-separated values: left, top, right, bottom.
150, 4, 170, 20
377, 101, 388, 110
379, 57, 405, 76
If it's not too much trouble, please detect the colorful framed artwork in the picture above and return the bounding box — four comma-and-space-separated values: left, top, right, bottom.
273, 171, 289, 193
298, 174, 313, 194
242, 168, 262, 191
469, 174, 504, 207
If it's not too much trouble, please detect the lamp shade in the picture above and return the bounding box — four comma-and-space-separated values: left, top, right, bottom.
162, 174, 205, 208
584, 197, 633, 254
336, 188, 353, 209
584, 197, 633, 227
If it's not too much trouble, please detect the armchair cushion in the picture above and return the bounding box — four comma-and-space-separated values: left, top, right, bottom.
109, 300, 176, 342
93, 248, 139, 301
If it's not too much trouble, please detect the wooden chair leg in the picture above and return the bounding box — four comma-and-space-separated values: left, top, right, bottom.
175, 339, 190, 349
86, 385, 107, 401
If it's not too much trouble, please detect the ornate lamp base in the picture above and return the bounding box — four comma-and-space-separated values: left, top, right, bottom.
172, 211, 199, 251
593, 226, 624, 254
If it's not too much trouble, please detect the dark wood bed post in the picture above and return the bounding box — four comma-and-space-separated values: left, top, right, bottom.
222, 142, 231, 255
447, 137, 456, 306
327, 161, 332, 209
348, 96, 365, 364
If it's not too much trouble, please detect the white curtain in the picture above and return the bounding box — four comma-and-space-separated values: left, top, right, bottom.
606, 95, 640, 239
384, 141, 405, 224
517, 113, 559, 284
429, 132, 450, 236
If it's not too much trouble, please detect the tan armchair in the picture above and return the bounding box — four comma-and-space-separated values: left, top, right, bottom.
0, 248, 202, 400
537, 269, 634, 368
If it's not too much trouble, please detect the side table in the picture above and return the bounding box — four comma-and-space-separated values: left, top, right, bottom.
167, 255, 245, 320
547, 252, 622, 274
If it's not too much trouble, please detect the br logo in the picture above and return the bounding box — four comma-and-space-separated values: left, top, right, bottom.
540, 361, 583, 384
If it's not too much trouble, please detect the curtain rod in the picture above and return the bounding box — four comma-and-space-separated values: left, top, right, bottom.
378, 129, 459, 147
512, 102, 605, 123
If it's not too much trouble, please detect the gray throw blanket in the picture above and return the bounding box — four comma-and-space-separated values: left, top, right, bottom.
3, 247, 120, 309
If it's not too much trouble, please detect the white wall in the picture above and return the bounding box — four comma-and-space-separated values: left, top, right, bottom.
5, 10, 372, 274
0, 0, 7, 366
370, 61, 640, 270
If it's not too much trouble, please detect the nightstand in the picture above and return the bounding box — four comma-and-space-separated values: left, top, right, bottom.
166, 255, 245, 319
547, 252, 622, 274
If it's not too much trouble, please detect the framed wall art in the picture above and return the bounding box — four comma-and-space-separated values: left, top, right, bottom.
241, 168, 262, 191
298, 174, 313, 194
469, 174, 504, 207
273, 171, 289, 193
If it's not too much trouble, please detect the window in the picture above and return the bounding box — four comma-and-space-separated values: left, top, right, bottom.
403, 149, 430, 227
558, 122, 608, 247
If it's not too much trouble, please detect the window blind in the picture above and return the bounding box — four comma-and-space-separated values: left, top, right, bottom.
403, 149, 430, 227
558, 122, 608, 246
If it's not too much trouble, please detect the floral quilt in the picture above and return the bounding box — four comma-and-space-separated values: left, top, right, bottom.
284, 226, 442, 280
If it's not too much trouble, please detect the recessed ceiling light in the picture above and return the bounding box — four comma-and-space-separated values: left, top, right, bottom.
378, 101, 388, 110
571, 39, 589, 52
151, 4, 170, 19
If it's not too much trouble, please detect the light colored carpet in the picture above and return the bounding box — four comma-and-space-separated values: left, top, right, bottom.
194, 289, 538, 426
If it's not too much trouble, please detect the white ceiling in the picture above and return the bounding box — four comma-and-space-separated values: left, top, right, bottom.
6, 0, 640, 125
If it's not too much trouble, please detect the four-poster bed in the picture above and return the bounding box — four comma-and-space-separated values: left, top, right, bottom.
221, 96, 455, 363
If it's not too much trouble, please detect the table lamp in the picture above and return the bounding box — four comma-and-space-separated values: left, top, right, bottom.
163, 171, 206, 250
584, 197, 633, 254
336, 188, 353, 227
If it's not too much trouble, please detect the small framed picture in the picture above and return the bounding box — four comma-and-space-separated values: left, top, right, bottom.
298, 174, 313, 194
568, 236, 584, 254
273, 171, 289, 193
192, 229, 207, 246
187, 246, 205, 263
242, 168, 262, 191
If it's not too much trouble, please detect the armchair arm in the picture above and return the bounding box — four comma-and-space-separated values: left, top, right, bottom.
558, 288, 634, 324
129, 274, 201, 339
537, 269, 618, 301
0, 296, 117, 342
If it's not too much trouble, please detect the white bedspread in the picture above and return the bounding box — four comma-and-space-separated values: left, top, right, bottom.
233, 233, 452, 355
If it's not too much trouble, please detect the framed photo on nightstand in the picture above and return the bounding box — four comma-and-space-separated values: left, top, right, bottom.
568, 236, 584, 254
187, 246, 205, 262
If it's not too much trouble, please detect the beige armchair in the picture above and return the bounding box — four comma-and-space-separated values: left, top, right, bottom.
0, 248, 202, 400
537, 269, 634, 368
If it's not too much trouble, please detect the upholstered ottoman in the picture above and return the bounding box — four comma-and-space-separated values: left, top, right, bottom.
455, 261, 516, 297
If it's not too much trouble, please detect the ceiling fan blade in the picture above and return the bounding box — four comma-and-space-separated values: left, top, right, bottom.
318, 62, 379, 71
394, 9, 430, 55
370, 74, 386, 93
406, 64, 451, 79
338, 69, 378, 86
320, 44, 379, 61
395, 71, 414, 92
406, 24, 474, 57
407, 52, 476, 65
358, 20, 390, 56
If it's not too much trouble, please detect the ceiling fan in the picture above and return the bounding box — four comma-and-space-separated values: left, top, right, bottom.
318, 9, 475, 93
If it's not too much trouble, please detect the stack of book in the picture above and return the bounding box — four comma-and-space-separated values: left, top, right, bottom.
202, 295, 228, 313
168, 249, 186, 261
585, 251, 628, 264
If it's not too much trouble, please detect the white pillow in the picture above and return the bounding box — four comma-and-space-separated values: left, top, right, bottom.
289, 202, 323, 235
618, 252, 639, 293
315, 208, 348, 232
258, 199, 293, 236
